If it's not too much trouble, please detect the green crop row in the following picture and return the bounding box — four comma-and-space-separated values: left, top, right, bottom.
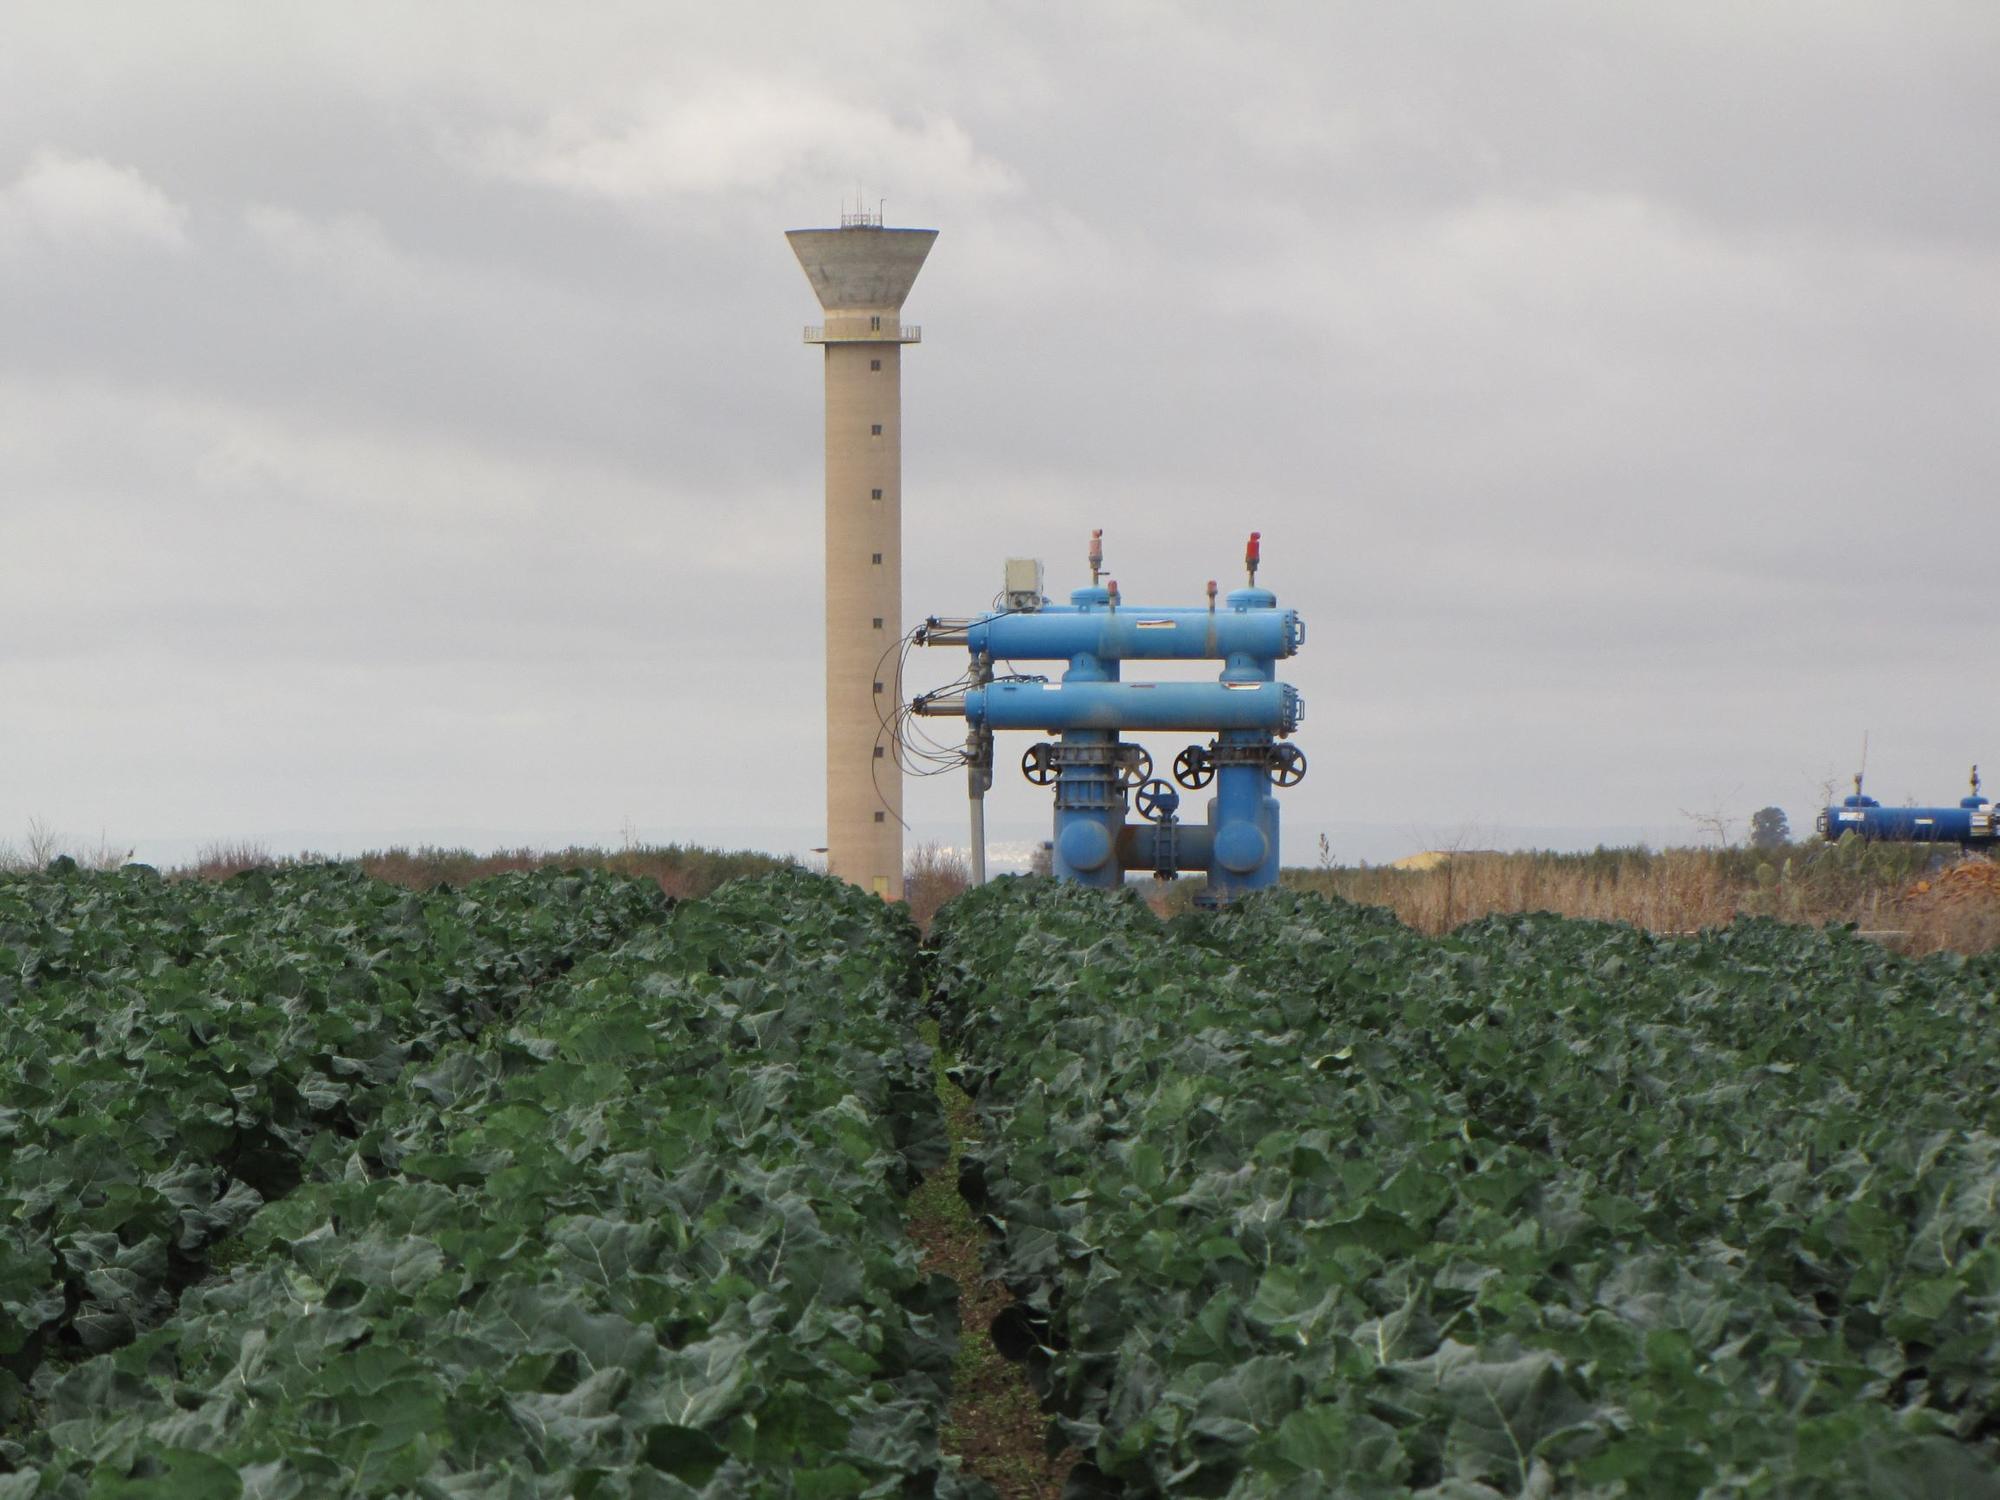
3, 871, 986, 1499
936, 880, 2000, 1498
0, 864, 670, 1419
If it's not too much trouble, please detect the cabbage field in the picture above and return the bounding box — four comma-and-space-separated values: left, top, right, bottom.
3, 863, 2000, 1497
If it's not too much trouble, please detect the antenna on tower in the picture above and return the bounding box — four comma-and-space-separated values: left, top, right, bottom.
839, 189, 884, 229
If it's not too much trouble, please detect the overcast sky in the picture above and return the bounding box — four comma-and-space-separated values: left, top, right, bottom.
1, 2, 1994, 868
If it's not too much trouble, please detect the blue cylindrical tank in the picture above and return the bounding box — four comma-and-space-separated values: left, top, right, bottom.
1049, 727, 1126, 886
966, 679, 1300, 734
965, 607, 1299, 663
1818, 795, 1997, 845
1205, 730, 1281, 901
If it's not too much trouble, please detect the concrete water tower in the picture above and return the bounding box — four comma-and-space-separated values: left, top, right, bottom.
788, 210, 936, 901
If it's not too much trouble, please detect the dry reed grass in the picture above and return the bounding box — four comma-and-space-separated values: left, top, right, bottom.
1302, 850, 1738, 935
1280, 845, 2000, 956
189, 840, 277, 880
17, 819, 1986, 957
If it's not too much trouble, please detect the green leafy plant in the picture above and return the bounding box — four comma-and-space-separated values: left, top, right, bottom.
935, 880, 2000, 1497
4, 871, 986, 1498
0, 862, 668, 1424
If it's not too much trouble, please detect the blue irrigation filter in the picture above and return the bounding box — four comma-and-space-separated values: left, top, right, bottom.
912, 531, 1308, 905
1815, 765, 1997, 848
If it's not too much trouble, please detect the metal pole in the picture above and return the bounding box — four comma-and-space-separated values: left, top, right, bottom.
969, 784, 987, 886
965, 659, 994, 886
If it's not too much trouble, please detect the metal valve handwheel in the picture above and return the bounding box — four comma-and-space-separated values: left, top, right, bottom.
1269, 744, 1307, 787
1116, 744, 1154, 787
1021, 742, 1058, 785
1134, 778, 1180, 824
1173, 745, 1214, 790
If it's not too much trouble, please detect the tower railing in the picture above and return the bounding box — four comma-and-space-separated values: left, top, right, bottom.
803, 325, 922, 344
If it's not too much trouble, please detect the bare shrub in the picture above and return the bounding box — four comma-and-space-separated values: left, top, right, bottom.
904, 841, 971, 933
23, 817, 60, 867
1, 820, 133, 872
72, 832, 137, 871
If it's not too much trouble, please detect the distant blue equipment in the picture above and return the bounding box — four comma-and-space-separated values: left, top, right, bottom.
913, 530, 1306, 906
1815, 766, 1996, 849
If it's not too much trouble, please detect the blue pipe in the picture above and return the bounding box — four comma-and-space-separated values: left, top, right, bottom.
1116, 823, 1216, 872
966, 680, 1300, 734
966, 607, 1300, 663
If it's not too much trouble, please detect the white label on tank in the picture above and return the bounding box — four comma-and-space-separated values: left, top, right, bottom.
1224, 682, 1262, 691
1136, 619, 1175, 629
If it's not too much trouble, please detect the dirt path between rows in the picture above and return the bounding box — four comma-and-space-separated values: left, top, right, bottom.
906, 1034, 1072, 1500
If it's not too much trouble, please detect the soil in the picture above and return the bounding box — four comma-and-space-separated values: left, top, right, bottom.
905, 1040, 1073, 1500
